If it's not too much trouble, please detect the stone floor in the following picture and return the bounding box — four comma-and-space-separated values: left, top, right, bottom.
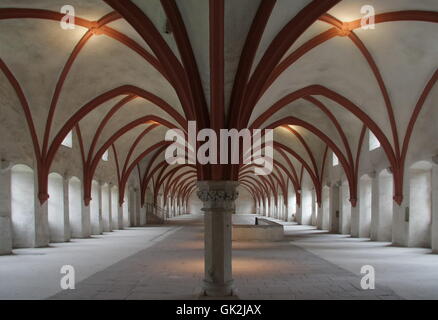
279, 221, 438, 300
0, 223, 180, 299
50, 215, 399, 300
3, 214, 438, 300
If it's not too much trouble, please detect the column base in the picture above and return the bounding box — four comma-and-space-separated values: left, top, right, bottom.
201, 279, 235, 297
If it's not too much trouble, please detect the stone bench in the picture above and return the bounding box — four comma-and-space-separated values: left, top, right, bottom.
232, 218, 284, 241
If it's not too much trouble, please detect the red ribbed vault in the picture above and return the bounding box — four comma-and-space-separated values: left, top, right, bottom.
0, 0, 437, 212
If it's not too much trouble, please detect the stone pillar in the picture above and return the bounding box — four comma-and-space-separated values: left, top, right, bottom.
34, 176, 49, 247
90, 182, 102, 235
432, 162, 438, 253
77, 181, 91, 238
311, 190, 317, 226
103, 183, 112, 232
118, 204, 124, 229
296, 197, 303, 224
135, 189, 141, 225
197, 181, 238, 297
140, 205, 147, 225
271, 196, 275, 218
168, 197, 173, 218
177, 199, 182, 216
282, 202, 287, 221
370, 172, 380, 241
339, 183, 351, 234
278, 195, 283, 220
329, 183, 340, 233
128, 188, 135, 227
0, 162, 12, 255
351, 200, 360, 238
98, 182, 103, 234
392, 169, 410, 247
81, 204, 92, 238
316, 204, 323, 230
62, 176, 71, 241
265, 197, 270, 217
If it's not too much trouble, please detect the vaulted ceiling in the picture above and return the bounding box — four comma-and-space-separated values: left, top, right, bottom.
0, 0, 437, 207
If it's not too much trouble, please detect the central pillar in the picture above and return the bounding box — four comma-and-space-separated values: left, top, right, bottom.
197, 181, 239, 297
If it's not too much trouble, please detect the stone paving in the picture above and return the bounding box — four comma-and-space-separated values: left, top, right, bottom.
51, 215, 401, 300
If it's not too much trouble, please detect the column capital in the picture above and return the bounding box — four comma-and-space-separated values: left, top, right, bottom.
197, 181, 239, 210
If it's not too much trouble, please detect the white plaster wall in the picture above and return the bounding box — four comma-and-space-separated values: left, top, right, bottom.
235, 187, 255, 214
188, 192, 203, 215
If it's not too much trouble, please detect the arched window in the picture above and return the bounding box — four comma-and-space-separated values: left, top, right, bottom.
369, 130, 380, 151
61, 131, 73, 148
332, 153, 339, 167
102, 150, 109, 162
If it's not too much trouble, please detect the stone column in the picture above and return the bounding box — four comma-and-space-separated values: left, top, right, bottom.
128, 188, 135, 227
135, 188, 141, 225
80, 183, 91, 238
34, 175, 49, 247
296, 195, 303, 224
266, 198, 270, 217
140, 204, 147, 226
350, 201, 360, 238
168, 197, 173, 218
103, 183, 112, 232
98, 182, 103, 234
81, 204, 92, 238
329, 183, 340, 233
116, 204, 123, 229
311, 190, 317, 226
392, 169, 410, 247
339, 183, 351, 234
271, 196, 276, 218
282, 202, 287, 221
0, 161, 12, 255
278, 194, 283, 220
370, 172, 379, 241
316, 204, 323, 229
431, 161, 438, 253
197, 181, 239, 297
62, 175, 71, 241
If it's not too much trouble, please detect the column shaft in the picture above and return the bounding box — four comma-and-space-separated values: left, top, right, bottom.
0, 167, 12, 254
197, 181, 238, 297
